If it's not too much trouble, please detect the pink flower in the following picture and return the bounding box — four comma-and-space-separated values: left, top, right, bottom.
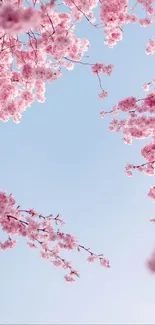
125, 163, 133, 176
147, 251, 155, 273
52, 260, 63, 267
71, 269, 80, 277
0, 4, 21, 32
0, 238, 17, 250
113, 105, 119, 116
118, 97, 136, 112
146, 39, 155, 55
28, 209, 38, 217
140, 18, 152, 27
91, 63, 105, 74
141, 142, 155, 161
148, 187, 155, 201
100, 111, 105, 118
64, 274, 75, 282
100, 258, 110, 268
0, 4, 41, 33
98, 91, 108, 99
22, 64, 34, 80
126, 170, 133, 177
87, 255, 98, 262
27, 242, 37, 249
55, 35, 71, 52
62, 260, 72, 269
40, 250, 50, 259
103, 64, 114, 76
142, 83, 150, 91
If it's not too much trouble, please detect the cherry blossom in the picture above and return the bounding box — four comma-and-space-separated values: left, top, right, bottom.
147, 250, 155, 273
146, 40, 155, 55
0, 4, 41, 33
0, 0, 151, 124
0, 0, 113, 123
142, 83, 150, 91
2, 0, 155, 279
0, 191, 109, 282
101, 77, 155, 272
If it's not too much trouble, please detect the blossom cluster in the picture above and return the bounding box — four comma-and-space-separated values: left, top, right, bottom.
0, 0, 154, 122
0, 3, 41, 33
101, 78, 155, 273
0, 0, 115, 122
0, 191, 110, 282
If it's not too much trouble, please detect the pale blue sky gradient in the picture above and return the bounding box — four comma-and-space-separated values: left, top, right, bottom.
1, 9, 155, 324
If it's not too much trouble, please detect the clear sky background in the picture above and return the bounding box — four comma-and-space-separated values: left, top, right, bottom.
1, 4, 155, 324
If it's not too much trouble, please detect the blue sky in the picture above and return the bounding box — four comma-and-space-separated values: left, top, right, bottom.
1, 6, 155, 324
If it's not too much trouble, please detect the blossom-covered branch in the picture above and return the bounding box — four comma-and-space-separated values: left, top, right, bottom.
0, 191, 110, 282
101, 79, 155, 273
